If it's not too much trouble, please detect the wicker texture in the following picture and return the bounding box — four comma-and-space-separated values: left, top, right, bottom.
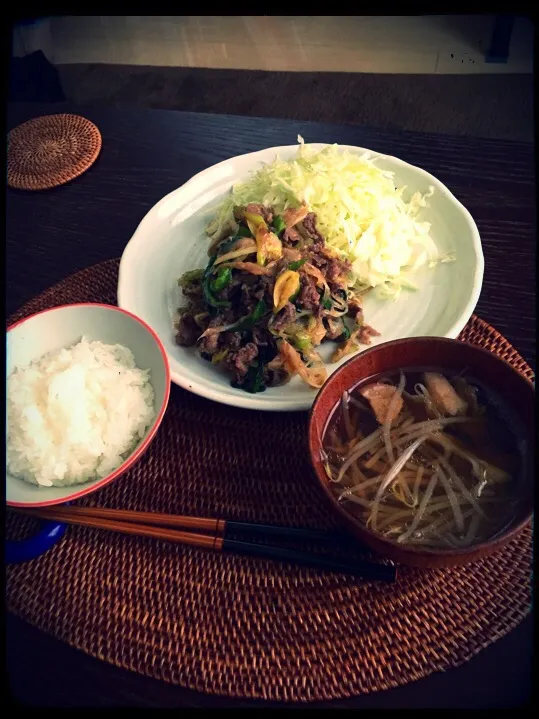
6, 260, 533, 701
7, 114, 102, 190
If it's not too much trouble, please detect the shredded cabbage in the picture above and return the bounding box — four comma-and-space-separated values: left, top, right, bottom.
210, 137, 452, 299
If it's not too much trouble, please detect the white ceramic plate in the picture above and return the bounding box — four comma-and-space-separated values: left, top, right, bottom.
118, 144, 483, 412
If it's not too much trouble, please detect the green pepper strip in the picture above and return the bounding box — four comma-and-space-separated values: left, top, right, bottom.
203, 256, 230, 308
233, 299, 267, 332
322, 297, 332, 310
243, 362, 267, 394
288, 258, 306, 271
211, 266, 232, 292
272, 215, 287, 235
236, 225, 252, 238
294, 334, 311, 351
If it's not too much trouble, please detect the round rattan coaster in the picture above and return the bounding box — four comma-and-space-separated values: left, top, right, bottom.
6, 260, 533, 702
7, 114, 102, 190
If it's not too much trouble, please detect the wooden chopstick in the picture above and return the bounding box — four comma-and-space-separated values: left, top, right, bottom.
18, 505, 346, 543
19, 505, 226, 534
16, 508, 222, 549
14, 507, 397, 583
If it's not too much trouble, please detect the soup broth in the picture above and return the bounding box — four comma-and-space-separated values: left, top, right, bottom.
322, 367, 527, 550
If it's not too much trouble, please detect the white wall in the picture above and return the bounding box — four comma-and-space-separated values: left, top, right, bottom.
12, 16, 534, 74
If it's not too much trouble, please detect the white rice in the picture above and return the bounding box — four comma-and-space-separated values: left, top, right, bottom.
7, 337, 155, 487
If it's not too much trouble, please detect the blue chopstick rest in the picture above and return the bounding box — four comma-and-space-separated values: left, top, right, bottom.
5, 519, 66, 564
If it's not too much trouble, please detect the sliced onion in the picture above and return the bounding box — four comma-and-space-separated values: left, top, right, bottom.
223, 261, 274, 276
213, 242, 256, 265
197, 322, 237, 341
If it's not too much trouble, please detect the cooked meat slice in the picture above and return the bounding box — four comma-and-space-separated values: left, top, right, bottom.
359, 383, 403, 425
345, 297, 364, 326
272, 302, 296, 331
196, 314, 229, 355
221, 331, 242, 351
218, 277, 242, 302
326, 256, 351, 284
274, 256, 291, 277
283, 205, 309, 228
357, 324, 380, 344
299, 212, 324, 243
254, 276, 273, 302
198, 330, 220, 355
175, 314, 200, 347
282, 247, 303, 263
282, 227, 302, 247
424, 372, 468, 416
241, 280, 258, 310
297, 274, 320, 310
227, 342, 258, 381
245, 203, 273, 224
192, 311, 210, 331
348, 304, 363, 325
309, 247, 350, 285
324, 316, 345, 341
347, 297, 362, 314
241, 276, 273, 310
181, 282, 203, 300
234, 237, 258, 252
307, 250, 327, 271
264, 366, 291, 387
252, 326, 271, 347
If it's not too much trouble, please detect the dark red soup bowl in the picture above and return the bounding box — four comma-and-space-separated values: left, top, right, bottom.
308, 337, 534, 569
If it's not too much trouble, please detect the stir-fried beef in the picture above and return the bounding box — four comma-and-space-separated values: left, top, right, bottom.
175, 202, 378, 394
245, 203, 273, 224
176, 314, 200, 347
358, 324, 381, 344
198, 330, 220, 355
264, 366, 291, 387
309, 245, 351, 286
347, 298, 363, 325
324, 316, 345, 341
221, 331, 242, 351
282, 227, 302, 247
227, 342, 258, 382
252, 326, 271, 347
241, 276, 273, 310
272, 302, 296, 331
297, 274, 320, 310
299, 212, 324, 244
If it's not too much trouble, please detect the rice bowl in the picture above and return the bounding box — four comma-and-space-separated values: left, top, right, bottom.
7, 338, 156, 487
6, 303, 170, 508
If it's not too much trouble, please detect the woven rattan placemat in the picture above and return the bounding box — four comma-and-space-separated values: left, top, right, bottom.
6, 260, 533, 702
7, 114, 102, 191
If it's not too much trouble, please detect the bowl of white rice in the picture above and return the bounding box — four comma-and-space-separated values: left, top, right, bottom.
6, 303, 170, 507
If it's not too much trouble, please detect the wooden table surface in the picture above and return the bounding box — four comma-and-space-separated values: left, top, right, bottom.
6, 103, 535, 708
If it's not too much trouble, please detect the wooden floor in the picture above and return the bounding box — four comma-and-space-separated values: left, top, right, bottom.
13, 15, 533, 74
